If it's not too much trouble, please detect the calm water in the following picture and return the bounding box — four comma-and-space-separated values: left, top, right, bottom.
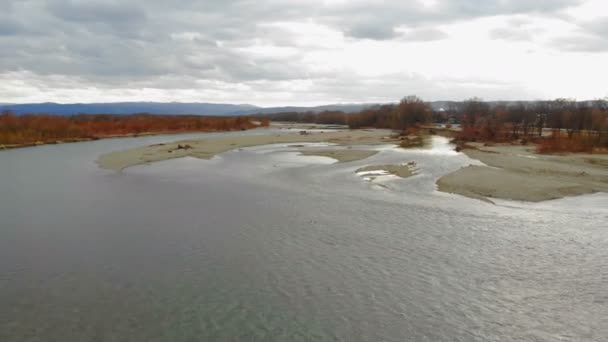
1, 131, 607, 341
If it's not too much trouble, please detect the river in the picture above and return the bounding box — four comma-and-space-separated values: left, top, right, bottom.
1, 129, 607, 341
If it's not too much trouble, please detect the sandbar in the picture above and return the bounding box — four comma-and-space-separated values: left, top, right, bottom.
437, 143, 608, 202
97, 129, 396, 171
356, 162, 417, 179
299, 150, 378, 163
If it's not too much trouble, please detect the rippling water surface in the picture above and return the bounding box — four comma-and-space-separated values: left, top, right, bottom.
1, 130, 607, 341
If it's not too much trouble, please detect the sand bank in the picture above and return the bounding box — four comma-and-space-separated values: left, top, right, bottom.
98, 129, 396, 171
299, 149, 378, 163
356, 162, 417, 179
437, 143, 608, 202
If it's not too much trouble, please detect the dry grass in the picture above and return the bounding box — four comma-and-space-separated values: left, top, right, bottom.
536, 132, 607, 154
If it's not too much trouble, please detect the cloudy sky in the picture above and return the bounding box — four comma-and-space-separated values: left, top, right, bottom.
1, 0, 607, 105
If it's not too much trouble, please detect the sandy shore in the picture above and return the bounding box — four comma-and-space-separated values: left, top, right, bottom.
97, 129, 397, 171
437, 143, 608, 202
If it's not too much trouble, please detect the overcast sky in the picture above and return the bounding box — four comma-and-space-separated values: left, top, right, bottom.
1, 0, 607, 105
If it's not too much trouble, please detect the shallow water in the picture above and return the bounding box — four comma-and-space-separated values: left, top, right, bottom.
1, 131, 607, 341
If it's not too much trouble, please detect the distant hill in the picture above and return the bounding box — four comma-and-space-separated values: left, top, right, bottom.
0, 102, 261, 116
4, 100, 596, 116
242, 104, 375, 115
0, 102, 376, 116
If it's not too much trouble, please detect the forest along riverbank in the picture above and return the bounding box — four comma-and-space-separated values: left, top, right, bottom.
97, 128, 608, 203
0, 113, 260, 150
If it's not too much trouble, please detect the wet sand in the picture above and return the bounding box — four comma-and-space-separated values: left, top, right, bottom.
438, 143, 608, 202
300, 150, 378, 163
97, 129, 397, 171
356, 162, 418, 179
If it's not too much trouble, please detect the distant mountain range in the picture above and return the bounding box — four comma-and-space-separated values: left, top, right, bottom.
0, 102, 375, 116
2, 100, 600, 116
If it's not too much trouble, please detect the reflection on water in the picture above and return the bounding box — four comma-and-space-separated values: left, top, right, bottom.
1, 132, 607, 341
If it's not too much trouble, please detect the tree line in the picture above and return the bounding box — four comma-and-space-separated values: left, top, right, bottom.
256, 96, 433, 130
452, 98, 608, 152
3, 97, 607, 153
257, 96, 608, 153
0, 111, 256, 146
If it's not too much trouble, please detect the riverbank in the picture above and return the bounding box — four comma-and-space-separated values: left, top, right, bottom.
0, 113, 260, 150
0, 129, 259, 151
437, 143, 608, 202
0, 137, 95, 150
97, 129, 398, 171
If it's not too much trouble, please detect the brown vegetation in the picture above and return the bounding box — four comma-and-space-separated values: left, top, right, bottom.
454, 98, 608, 153
256, 110, 348, 126
259, 96, 433, 131
0, 111, 257, 147
346, 96, 432, 130
537, 130, 607, 154
259, 117, 271, 127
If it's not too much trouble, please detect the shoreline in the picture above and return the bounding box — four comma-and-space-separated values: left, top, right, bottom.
0, 128, 260, 151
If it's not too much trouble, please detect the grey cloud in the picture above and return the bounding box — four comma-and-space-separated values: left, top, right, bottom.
490, 27, 535, 41
489, 16, 554, 42
550, 17, 608, 52
443, 0, 582, 17
0, 1, 15, 11
552, 35, 608, 52
400, 28, 448, 42
278, 72, 537, 103
0, 66, 546, 105
348, 23, 396, 40
334, 0, 581, 39
0, 19, 21, 36
581, 17, 608, 37
47, 0, 146, 24
0, 0, 590, 103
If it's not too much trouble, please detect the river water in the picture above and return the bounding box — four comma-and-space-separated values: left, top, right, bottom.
1, 130, 607, 341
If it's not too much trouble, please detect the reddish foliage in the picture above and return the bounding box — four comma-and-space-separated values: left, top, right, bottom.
0, 112, 256, 145
454, 99, 608, 153
348, 97, 432, 130
537, 130, 604, 154
259, 117, 271, 127
260, 111, 347, 125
